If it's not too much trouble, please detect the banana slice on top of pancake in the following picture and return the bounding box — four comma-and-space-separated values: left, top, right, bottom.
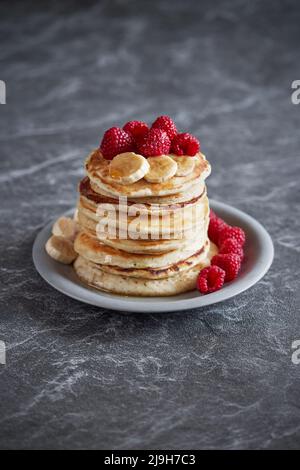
171, 155, 196, 176
109, 152, 150, 184
144, 155, 177, 183
46, 235, 77, 264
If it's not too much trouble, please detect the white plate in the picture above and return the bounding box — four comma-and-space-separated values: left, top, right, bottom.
32, 200, 274, 313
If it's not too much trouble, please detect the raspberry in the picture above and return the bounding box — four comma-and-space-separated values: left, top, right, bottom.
138, 128, 171, 157
171, 132, 200, 156
123, 120, 149, 143
218, 226, 246, 247
151, 115, 177, 140
219, 238, 244, 260
100, 127, 134, 160
208, 216, 227, 245
211, 254, 241, 282
197, 265, 226, 294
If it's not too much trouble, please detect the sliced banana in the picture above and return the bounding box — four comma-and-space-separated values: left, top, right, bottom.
144, 155, 177, 183
170, 155, 196, 176
73, 208, 79, 223
109, 152, 150, 184
45, 235, 78, 264
52, 217, 79, 241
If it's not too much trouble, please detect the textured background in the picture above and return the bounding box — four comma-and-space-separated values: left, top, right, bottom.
0, 0, 300, 450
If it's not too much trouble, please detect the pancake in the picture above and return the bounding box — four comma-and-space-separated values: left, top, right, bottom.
74, 231, 209, 269
86, 150, 211, 198
79, 177, 206, 212
77, 195, 209, 237
96, 240, 216, 279
77, 207, 208, 249
79, 177, 207, 215
78, 191, 208, 222
77, 216, 206, 253
74, 239, 217, 296
90, 179, 206, 205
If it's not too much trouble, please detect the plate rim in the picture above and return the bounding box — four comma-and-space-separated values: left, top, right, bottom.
32, 200, 274, 313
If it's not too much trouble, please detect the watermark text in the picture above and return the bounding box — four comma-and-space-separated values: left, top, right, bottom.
0, 80, 6, 104
0, 341, 6, 365
291, 80, 300, 104
94, 196, 205, 241
292, 340, 300, 365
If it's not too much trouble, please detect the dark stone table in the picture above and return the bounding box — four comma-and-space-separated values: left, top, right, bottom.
0, 0, 299, 450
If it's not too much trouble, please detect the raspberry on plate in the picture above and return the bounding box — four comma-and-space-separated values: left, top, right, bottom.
151, 115, 177, 140
197, 265, 226, 294
171, 132, 200, 156
208, 216, 227, 245
218, 226, 246, 247
100, 127, 134, 160
211, 253, 241, 282
123, 120, 149, 143
219, 238, 244, 259
138, 128, 171, 157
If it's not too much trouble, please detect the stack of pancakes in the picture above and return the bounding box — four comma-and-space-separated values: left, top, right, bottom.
73, 149, 217, 296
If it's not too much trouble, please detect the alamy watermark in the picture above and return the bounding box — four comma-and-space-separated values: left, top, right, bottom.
0, 341, 6, 365
94, 196, 205, 241
291, 80, 300, 105
0, 80, 6, 104
291, 340, 300, 365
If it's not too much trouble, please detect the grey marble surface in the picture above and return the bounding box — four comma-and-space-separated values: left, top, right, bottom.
0, 0, 300, 450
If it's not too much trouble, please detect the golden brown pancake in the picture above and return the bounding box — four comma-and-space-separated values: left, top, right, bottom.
77, 194, 209, 238
95, 240, 213, 279
74, 230, 210, 269
77, 211, 207, 253
86, 150, 211, 198
79, 176, 207, 214
74, 239, 217, 297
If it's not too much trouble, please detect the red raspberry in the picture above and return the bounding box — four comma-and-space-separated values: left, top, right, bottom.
171, 132, 200, 156
218, 226, 246, 247
100, 127, 134, 160
151, 115, 177, 140
123, 121, 149, 143
208, 216, 227, 245
138, 128, 171, 157
197, 265, 226, 294
211, 254, 241, 282
219, 238, 244, 260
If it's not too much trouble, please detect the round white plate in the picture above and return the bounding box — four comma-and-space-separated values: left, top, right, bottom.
32, 200, 274, 313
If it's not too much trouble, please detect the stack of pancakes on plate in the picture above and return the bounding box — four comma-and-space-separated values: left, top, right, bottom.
73, 149, 217, 296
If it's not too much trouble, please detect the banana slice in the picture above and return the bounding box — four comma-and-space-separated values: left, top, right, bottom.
73, 208, 79, 223
144, 156, 177, 183
52, 217, 79, 241
171, 155, 196, 176
45, 235, 78, 264
109, 152, 150, 184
